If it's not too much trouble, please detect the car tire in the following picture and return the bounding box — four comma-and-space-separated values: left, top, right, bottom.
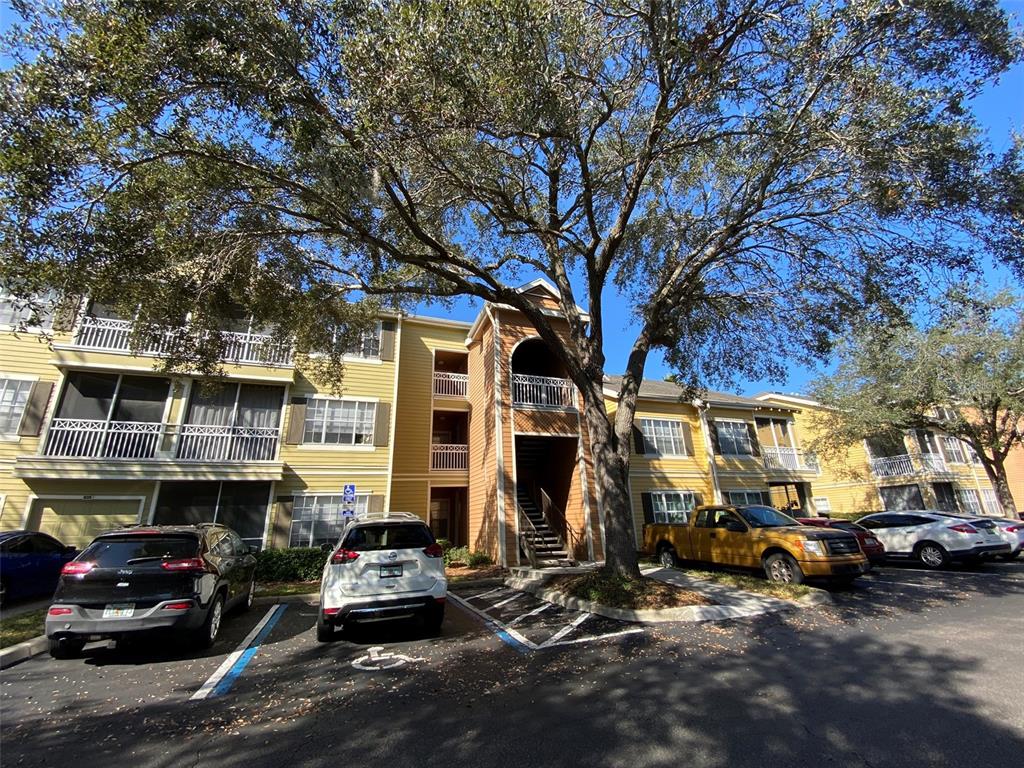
915, 542, 949, 569
194, 593, 225, 649
48, 637, 86, 659
424, 604, 444, 636
657, 545, 678, 569
764, 553, 804, 585
316, 611, 335, 643
242, 577, 256, 612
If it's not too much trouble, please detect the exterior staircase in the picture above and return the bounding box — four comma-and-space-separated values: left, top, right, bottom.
517, 488, 574, 567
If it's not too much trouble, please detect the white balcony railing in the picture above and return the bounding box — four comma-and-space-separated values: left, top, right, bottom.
73, 316, 293, 367
176, 425, 280, 461
44, 418, 165, 459
511, 374, 575, 408
43, 419, 280, 461
869, 452, 951, 478
762, 446, 819, 473
431, 443, 469, 471
433, 371, 469, 398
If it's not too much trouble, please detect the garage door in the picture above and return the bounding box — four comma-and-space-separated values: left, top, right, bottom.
27, 498, 142, 548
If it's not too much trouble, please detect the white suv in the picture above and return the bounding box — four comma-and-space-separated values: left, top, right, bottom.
316, 512, 447, 642
856, 510, 1010, 568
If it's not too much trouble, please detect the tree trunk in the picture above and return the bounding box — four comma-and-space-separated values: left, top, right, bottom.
579, 379, 642, 579
983, 454, 1020, 519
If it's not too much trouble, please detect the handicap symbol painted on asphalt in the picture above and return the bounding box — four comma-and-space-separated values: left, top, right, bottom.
351, 646, 425, 671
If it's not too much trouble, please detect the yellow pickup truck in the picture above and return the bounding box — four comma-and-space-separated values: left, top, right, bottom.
643, 504, 869, 584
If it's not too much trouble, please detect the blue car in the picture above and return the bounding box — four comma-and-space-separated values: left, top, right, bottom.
0, 531, 78, 606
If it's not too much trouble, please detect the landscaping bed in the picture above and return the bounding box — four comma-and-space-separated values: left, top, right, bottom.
446, 565, 507, 584
546, 572, 712, 610
255, 580, 320, 597
676, 565, 812, 600
0, 609, 46, 649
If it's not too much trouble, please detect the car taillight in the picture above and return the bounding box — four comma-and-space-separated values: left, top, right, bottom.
48, 607, 73, 616
331, 549, 360, 564
160, 558, 207, 571
1006, 525, 1023, 533
423, 543, 444, 558
61, 561, 95, 575
161, 601, 193, 611
948, 523, 978, 534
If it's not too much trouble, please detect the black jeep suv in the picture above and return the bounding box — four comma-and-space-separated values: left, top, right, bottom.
45, 524, 257, 658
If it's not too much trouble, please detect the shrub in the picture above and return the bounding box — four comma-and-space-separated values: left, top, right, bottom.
435, 538, 453, 552
443, 545, 472, 566
255, 547, 328, 582
466, 550, 492, 567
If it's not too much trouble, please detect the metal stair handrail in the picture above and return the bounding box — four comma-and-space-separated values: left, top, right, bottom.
516, 503, 540, 568
539, 487, 581, 563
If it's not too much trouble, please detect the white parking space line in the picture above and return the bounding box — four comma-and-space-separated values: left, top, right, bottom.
543, 628, 645, 649
506, 602, 553, 628
473, 586, 513, 601
539, 612, 591, 647
861, 579, 946, 590
191, 605, 285, 701
448, 593, 537, 651
489, 592, 527, 610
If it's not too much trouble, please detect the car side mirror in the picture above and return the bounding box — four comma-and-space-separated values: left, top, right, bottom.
64, 546, 77, 554
724, 520, 746, 533
320, 542, 333, 553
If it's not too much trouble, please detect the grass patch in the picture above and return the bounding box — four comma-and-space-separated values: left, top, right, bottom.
677, 565, 812, 600
255, 580, 319, 597
547, 572, 712, 610
0, 609, 47, 649
446, 565, 507, 583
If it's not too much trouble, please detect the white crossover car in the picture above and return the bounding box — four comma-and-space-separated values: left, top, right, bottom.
317, 512, 447, 642
988, 517, 1024, 560
856, 510, 1011, 568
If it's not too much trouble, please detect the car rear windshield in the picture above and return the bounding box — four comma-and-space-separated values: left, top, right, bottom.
343, 524, 434, 552
79, 536, 200, 568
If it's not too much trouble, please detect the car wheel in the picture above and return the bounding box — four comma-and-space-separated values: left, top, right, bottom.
195, 594, 225, 649
243, 577, 256, 611
764, 553, 804, 585
315, 611, 335, 643
48, 637, 86, 659
657, 545, 678, 569
424, 604, 444, 635
916, 542, 949, 569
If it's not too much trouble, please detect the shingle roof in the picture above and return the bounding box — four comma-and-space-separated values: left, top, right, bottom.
604, 375, 792, 410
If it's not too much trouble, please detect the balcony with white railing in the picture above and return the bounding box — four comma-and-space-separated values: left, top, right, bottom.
511, 374, 575, 409
761, 446, 819, 473
73, 316, 293, 367
433, 371, 469, 398
870, 452, 951, 478
175, 425, 280, 462
42, 419, 280, 462
430, 443, 469, 471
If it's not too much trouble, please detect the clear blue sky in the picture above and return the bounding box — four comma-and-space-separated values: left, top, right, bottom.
2, 1, 1020, 397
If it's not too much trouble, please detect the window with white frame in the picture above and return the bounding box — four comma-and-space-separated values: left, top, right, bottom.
727, 490, 769, 506
812, 497, 832, 515
955, 488, 982, 515
716, 420, 753, 456
964, 442, 983, 465
980, 488, 1002, 516
347, 323, 381, 359
0, 377, 33, 435
640, 418, 687, 456
650, 491, 696, 524
940, 436, 967, 464
289, 493, 370, 547
302, 399, 376, 445
0, 292, 55, 330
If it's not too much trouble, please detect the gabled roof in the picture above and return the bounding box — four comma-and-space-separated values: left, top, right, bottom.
603, 375, 797, 411
753, 392, 822, 408
466, 278, 590, 341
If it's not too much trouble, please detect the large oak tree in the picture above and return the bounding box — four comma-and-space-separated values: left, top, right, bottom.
1, 0, 1020, 575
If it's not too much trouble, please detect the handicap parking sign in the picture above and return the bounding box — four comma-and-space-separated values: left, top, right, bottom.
343, 483, 357, 502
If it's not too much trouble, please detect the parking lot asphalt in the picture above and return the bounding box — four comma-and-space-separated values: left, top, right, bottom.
2, 560, 1023, 768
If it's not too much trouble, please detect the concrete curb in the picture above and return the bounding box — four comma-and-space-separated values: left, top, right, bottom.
506, 575, 800, 624
447, 576, 508, 590
254, 593, 317, 605
0, 634, 48, 670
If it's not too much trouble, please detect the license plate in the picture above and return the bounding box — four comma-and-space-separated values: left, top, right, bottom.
102, 603, 135, 618
379, 565, 403, 578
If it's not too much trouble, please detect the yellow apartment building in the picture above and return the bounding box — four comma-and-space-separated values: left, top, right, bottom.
0, 281, 1015, 571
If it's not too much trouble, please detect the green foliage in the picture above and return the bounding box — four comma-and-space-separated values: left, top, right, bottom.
443, 546, 492, 567
255, 547, 328, 583
811, 287, 1024, 515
